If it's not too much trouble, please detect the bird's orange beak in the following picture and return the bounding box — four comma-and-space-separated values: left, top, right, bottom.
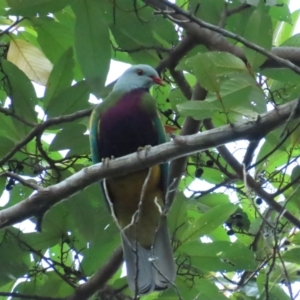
151, 76, 165, 86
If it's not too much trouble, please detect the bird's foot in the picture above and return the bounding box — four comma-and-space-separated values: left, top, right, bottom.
101, 156, 115, 167
137, 145, 151, 156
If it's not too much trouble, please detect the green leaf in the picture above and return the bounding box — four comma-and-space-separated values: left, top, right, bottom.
168, 193, 189, 240
280, 32, 300, 47
243, 3, 272, 69
1, 59, 37, 123
45, 80, 90, 118
21, 232, 60, 251
269, 3, 292, 24
72, 0, 111, 96
185, 53, 221, 93
0, 228, 30, 287
49, 124, 90, 155
177, 100, 219, 120
260, 68, 300, 84
179, 241, 256, 271
15, 271, 74, 297
0, 136, 15, 158
275, 9, 300, 46
202, 52, 247, 75
282, 247, 300, 264
33, 17, 75, 64
182, 203, 237, 242
7, 0, 73, 16
0, 176, 5, 196
43, 47, 74, 109
194, 278, 229, 300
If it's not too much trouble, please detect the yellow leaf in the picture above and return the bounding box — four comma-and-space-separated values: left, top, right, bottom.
7, 39, 53, 85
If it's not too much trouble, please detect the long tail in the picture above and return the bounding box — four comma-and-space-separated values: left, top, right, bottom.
122, 217, 176, 295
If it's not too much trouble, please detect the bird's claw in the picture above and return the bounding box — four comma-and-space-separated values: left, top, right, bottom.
101, 156, 114, 167
137, 145, 151, 157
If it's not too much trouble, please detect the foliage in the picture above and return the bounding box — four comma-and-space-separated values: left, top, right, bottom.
0, 0, 300, 299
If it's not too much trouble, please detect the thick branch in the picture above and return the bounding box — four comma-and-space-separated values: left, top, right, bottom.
155, 0, 300, 75
1, 99, 300, 230
145, 0, 300, 69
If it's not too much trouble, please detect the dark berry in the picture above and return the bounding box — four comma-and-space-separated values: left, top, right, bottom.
206, 160, 214, 167
5, 184, 13, 191
195, 168, 204, 178
16, 163, 24, 171
256, 198, 262, 205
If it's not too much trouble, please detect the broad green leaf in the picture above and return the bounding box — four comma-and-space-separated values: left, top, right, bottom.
7, 38, 53, 85
43, 47, 74, 109
177, 100, 219, 120
33, 17, 75, 64
168, 193, 189, 240
280, 32, 300, 47
179, 241, 256, 272
72, 0, 111, 96
45, 80, 90, 118
185, 53, 220, 93
49, 124, 90, 155
197, 193, 231, 208
14, 271, 74, 297
7, 0, 73, 16
260, 68, 300, 84
282, 247, 300, 264
1, 59, 37, 123
0, 176, 5, 196
269, 3, 292, 24
182, 203, 237, 241
194, 278, 229, 300
206, 73, 266, 114
243, 3, 272, 69
203, 52, 247, 75
275, 9, 300, 46
190, 0, 224, 25
0, 136, 15, 157
104, 1, 160, 65
19, 232, 60, 251
0, 228, 30, 287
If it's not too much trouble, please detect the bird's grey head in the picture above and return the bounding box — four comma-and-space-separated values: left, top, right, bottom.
113, 64, 164, 93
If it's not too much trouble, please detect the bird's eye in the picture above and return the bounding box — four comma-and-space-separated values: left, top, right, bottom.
136, 69, 143, 76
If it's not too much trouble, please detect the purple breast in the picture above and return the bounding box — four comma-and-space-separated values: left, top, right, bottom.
99, 89, 158, 159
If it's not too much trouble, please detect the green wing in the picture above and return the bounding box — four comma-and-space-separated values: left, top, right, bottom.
89, 106, 101, 164
141, 92, 168, 193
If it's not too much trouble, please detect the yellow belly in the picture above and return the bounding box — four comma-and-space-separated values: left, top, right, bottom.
106, 165, 164, 248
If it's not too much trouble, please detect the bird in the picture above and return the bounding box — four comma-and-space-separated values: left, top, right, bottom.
89, 64, 176, 295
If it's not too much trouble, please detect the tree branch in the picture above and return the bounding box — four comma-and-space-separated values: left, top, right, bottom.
66, 247, 123, 300
145, 0, 300, 69
0, 108, 92, 168
154, 0, 300, 75
1, 99, 300, 230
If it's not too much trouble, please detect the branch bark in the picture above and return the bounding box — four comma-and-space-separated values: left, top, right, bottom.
145, 0, 300, 69
1, 99, 300, 230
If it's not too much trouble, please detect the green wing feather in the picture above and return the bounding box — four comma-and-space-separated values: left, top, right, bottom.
89, 108, 101, 164
141, 92, 168, 193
